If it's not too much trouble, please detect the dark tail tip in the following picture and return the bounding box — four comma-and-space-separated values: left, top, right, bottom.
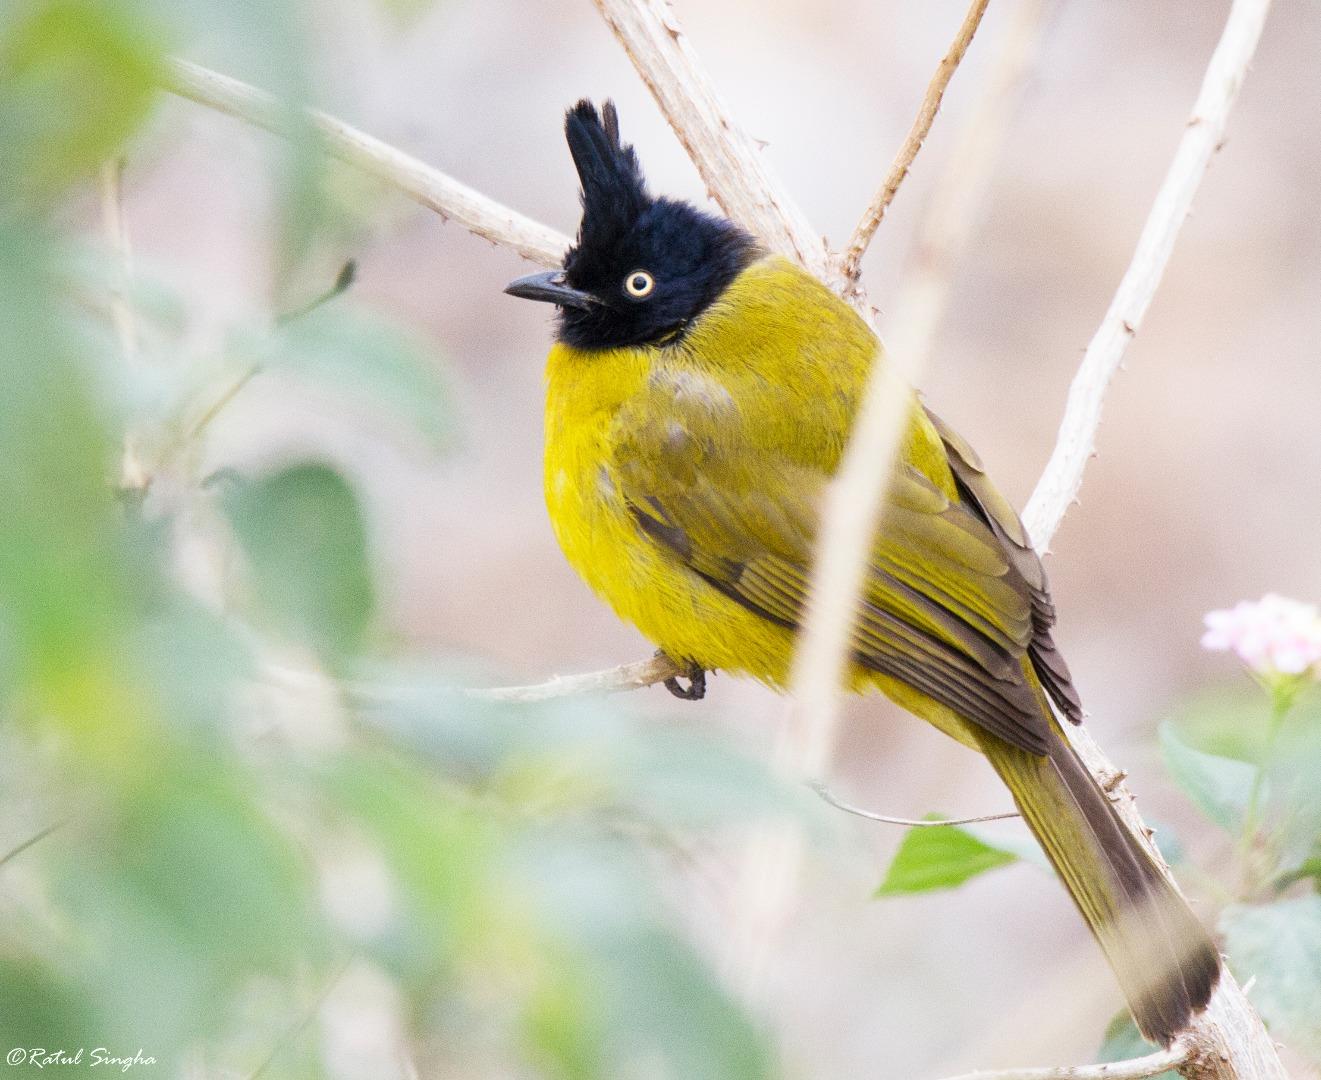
987, 730, 1222, 1047
1130, 918, 1221, 1045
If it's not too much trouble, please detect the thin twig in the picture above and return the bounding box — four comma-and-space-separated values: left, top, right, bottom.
936, 1045, 1188, 1080
1020, 0, 1270, 549
722, 0, 1278, 1057
100, 158, 137, 362
840, 0, 992, 290
810, 782, 1020, 827
163, 59, 570, 268
0, 820, 67, 869
592, 0, 831, 283
248, 954, 354, 1080
1026, 3, 1282, 1077
186, 261, 360, 444
101, 157, 150, 496
186, 365, 262, 444
887, 0, 1056, 373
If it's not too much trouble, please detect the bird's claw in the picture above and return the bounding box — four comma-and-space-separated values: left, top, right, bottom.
660, 656, 707, 701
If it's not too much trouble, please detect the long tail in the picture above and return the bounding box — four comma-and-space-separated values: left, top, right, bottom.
978, 722, 1221, 1044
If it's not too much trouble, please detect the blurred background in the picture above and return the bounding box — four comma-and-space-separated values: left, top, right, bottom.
3, 0, 1320, 1077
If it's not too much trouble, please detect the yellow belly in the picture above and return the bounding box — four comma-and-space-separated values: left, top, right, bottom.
544, 408, 799, 685
543, 434, 986, 750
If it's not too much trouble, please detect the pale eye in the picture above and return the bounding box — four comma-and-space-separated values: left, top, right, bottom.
624, 270, 655, 298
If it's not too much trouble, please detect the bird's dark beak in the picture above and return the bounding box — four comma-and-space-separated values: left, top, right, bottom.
504, 270, 597, 311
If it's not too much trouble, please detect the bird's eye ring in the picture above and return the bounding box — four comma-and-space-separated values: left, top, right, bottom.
624, 270, 655, 298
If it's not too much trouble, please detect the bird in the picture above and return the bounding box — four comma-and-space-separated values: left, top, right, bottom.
505, 99, 1220, 1045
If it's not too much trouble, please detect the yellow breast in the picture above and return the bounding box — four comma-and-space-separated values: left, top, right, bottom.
541, 255, 953, 684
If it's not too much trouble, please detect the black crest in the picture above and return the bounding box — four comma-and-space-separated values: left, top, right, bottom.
564, 100, 650, 270
555, 100, 760, 350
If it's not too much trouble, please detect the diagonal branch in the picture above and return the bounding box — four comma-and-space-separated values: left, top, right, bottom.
1020, 0, 1270, 549
163, 59, 570, 267
839, 0, 992, 291
592, 0, 831, 282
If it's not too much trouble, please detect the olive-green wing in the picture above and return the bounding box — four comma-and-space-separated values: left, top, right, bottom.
921, 407, 1082, 723
613, 388, 1060, 756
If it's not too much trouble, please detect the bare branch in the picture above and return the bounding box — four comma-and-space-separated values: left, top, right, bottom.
936, 1045, 1188, 1080
592, 0, 831, 282
1023, 6, 1282, 1074
721, 6, 1281, 1067
840, 0, 992, 290
265, 654, 683, 708
463, 654, 681, 702
1021, 0, 1271, 549
810, 782, 1019, 827
163, 59, 570, 268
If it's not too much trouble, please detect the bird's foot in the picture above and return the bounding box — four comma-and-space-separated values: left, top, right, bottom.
658, 653, 707, 701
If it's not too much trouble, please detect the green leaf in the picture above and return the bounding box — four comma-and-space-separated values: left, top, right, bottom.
1095, 1012, 1178, 1080
0, 0, 165, 202
521, 838, 773, 1080
1275, 850, 1321, 893
255, 306, 452, 450
48, 754, 328, 1062
875, 819, 1019, 896
1159, 723, 1256, 832
1220, 897, 1321, 1063
1265, 725, 1321, 870
225, 462, 375, 659
1163, 686, 1274, 764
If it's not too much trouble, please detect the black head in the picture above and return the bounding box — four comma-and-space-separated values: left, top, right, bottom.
505, 100, 761, 350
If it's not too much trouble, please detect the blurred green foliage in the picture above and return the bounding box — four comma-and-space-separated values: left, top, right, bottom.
1220, 897, 1321, 1062
1160, 681, 1321, 1065
6, 0, 1321, 1073
0, 2, 789, 1076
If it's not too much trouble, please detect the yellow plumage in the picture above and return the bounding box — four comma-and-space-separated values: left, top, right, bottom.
546, 257, 949, 686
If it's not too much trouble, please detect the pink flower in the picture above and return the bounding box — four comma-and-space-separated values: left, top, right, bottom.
1202, 594, 1321, 680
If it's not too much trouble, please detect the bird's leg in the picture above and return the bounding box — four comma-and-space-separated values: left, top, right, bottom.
658, 652, 707, 701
